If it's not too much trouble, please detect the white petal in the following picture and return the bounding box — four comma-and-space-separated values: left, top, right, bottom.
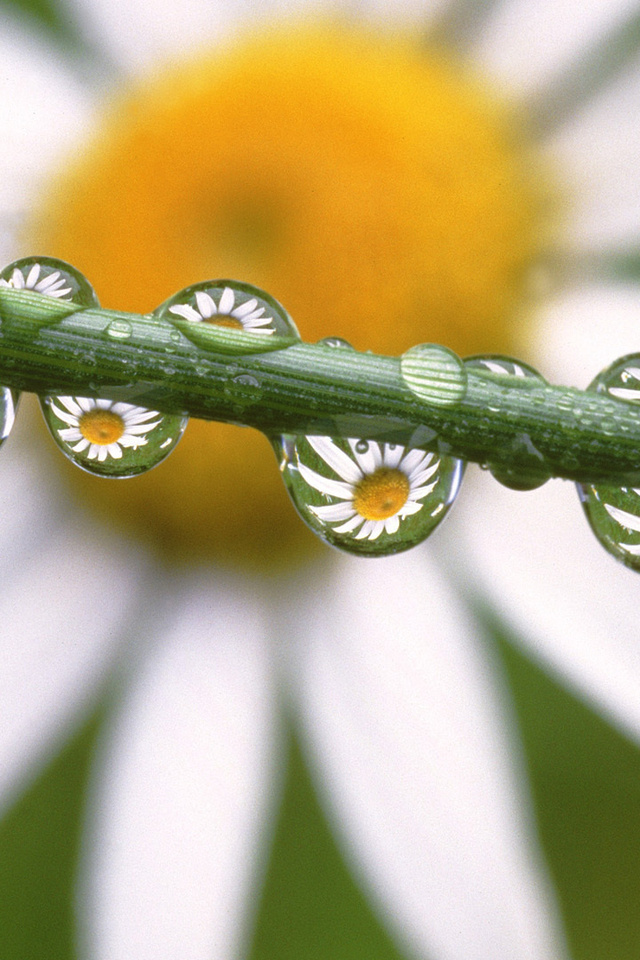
349, 438, 382, 475
307, 436, 362, 484
0, 421, 147, 812
287, 550, 568, 960
333, 513, 366, 534
81, 571, 279, 960
194, 290, 216, 318
546, 59, 640, 247
0, 17, 94, 260
232, 297, 259, 318
169, 303, 201, 322
311, 501, 357, 522
472, 0, 638, 97
298, 461, 354, 500
65, 0, 354, 74
524, 286, 640, 389
382, 443, 404, 468
218, 286, 236, 314
452, 468, 640, 743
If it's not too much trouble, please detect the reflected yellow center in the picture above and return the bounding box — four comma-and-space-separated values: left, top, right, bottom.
211, 316, 243, 329
79, 409, 125, 445
353, 468, 410, 521
28, 23, 552, 568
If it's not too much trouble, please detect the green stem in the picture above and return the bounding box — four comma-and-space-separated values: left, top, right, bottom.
0, 285, 639, 485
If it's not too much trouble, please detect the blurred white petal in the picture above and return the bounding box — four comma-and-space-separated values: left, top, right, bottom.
524, 285, 640, 389
82, 571, 280, 960
62, 0, 347, 75
453, 470, 640, 743
287, 551, 568, 960
0, 16, 94, 259
546, 62, 640, 248
472, 0, 638, 97
0, 428, 146, 811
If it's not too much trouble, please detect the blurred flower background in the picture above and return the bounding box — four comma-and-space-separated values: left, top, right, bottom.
3, 0, 640, 958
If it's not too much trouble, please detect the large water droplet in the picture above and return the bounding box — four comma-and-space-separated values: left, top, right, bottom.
400, 343, 467, 407
578, 353, 640, 569
40, 395, 188, 478
465, 354, 551, 490
0, 257, 99, 307
154, 280, 300, 354
276, 434, 464, 557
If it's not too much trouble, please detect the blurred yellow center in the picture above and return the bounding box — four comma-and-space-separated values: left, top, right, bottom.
353, 469, 410, 521
79, 410, 125, 445
28, 23, 549, 569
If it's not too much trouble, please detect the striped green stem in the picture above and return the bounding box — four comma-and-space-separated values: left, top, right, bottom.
1, 284, 639, 486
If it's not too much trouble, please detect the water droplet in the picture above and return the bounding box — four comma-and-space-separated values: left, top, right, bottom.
464, 354, 544, 381
466, 355, 550, 490
154, 279, 300, 354
275, 433, 464, 557
0, 387, 19, 446
317, 336, 354, 349
0, 257, 99, 307
40, 395, 188, 478
400, 344, 467, 406
579, 484, 640, 571
578, 353, 640, 568
106, 319, 132, 341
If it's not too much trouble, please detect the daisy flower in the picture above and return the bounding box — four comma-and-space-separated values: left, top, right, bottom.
297, 436, 443, 539
0, 261, 72, 297
3, 2, 640, 959
48, 396, 161, 461
169, 285, 276, 333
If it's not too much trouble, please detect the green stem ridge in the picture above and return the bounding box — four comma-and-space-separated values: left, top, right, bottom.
1, 284, 639, 485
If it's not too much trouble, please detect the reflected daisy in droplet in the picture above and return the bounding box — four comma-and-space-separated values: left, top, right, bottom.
6, 2, 640, 959
168, 286, 275, 333
49, 396, 161, 462
0, 262, 72, 298
300, 438, 439, 539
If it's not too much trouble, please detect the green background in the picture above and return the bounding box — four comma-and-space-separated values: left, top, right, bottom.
3, 1, 640, 956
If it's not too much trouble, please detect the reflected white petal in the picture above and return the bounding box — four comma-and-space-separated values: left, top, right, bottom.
82, 571, 280, 960
287, 550, 568, 960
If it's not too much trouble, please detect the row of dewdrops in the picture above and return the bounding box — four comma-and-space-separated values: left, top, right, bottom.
1, 255, 640, 569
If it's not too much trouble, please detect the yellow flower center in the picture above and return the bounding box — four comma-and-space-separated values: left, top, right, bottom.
210, 316, 243, 329
352, 468, 410, 521
28, 23, 552, 569
79, 409, 125, 445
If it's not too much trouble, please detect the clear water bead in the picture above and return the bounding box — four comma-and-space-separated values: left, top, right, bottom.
276, 434, 464, 557
465, 354, 550, 490
578, 354, 640, 570
401, 343, 467, 406
154, 279, 300, 354
0, 257, 99, 307
40, 395, 188, 478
